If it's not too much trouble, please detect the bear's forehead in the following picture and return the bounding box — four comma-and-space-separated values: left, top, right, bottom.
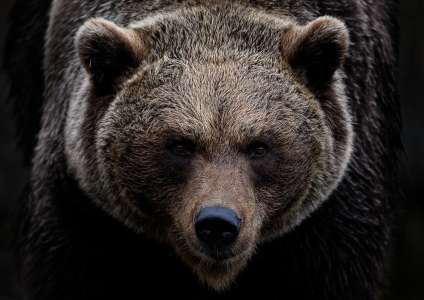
117, 57, 313, 146
129, 1, 304, 67
129, 4, 294, 60
112, 4, 316, 145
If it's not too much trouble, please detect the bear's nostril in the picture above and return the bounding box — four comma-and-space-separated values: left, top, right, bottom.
195, 206, 241, 251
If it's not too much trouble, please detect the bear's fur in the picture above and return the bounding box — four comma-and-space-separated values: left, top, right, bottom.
5, 0, 400, 299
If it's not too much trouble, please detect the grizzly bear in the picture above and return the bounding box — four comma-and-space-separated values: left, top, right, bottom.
5, 0, 400, 299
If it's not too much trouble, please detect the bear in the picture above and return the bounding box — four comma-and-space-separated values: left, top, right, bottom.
4, 0, 400, 299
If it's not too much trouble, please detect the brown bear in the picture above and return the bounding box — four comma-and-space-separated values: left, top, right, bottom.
5, 0, 400, 299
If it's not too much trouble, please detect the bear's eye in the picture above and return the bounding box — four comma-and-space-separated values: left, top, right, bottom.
167, 139, 196, 158
246, 142, 269, 160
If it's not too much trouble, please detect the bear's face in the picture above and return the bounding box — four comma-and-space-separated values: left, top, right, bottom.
68, 9, 352, 290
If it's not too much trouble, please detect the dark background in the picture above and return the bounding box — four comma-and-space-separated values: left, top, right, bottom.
0, 1, 423, 299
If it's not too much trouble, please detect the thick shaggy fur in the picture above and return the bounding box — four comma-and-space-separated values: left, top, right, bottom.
5, 0, 399, 299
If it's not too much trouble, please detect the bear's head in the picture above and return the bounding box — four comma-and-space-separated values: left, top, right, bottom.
66, 6, 352, 290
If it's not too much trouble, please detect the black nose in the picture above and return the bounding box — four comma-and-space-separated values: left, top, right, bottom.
195, 206, 241, 249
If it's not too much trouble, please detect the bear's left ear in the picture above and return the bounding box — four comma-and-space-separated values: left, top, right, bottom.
76, 18, 146, 94
281, 16, 349, 87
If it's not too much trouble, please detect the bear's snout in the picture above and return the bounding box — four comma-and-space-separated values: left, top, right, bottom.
195, 206, 241, 256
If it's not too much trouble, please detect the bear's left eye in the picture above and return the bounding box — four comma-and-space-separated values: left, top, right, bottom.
246, 142, 269, 160
167, 139, 196, 158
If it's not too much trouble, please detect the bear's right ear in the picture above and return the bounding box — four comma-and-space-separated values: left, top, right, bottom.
76, 18, 145, 94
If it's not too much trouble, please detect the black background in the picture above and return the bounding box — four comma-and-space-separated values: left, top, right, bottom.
0, 1, 423, 299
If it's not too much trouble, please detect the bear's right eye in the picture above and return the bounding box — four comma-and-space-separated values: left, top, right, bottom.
167, 139, 196, 158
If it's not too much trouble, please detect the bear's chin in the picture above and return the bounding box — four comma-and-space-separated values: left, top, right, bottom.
176, 247, 251, 291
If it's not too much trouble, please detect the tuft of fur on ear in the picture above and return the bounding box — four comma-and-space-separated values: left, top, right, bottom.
281, 16, 349, 86
76, 18, 145, 93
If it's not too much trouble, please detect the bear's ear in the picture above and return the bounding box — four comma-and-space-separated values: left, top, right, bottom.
76, 18, 145, 94
281, 16, 349, 87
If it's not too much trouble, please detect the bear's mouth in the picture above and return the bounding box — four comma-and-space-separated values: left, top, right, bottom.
183, 236, 252, 263
179, 242, 253, 291
171, 233, 254, 290
198, 246, 238, 260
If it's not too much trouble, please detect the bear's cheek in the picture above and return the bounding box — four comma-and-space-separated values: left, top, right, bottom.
102, 133, 190, 215
251, 148, 315, 235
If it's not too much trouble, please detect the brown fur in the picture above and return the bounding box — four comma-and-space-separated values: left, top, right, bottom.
4, 0, 400, 297
63, 6, 353, 289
